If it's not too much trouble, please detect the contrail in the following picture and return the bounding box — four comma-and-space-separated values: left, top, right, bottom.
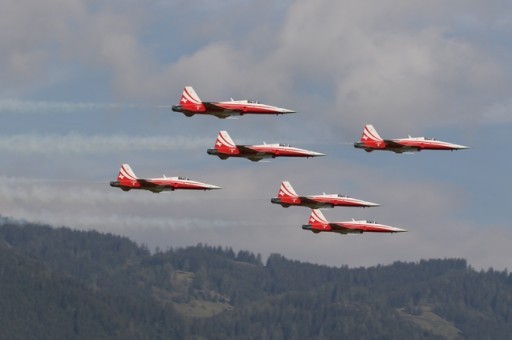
0, 133, 210, 154
0, 99, 154, 114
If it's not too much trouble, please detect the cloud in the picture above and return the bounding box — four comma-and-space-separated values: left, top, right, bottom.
0, 176, 251, 234
3, 0, 510, 130
1, 0, 511, 271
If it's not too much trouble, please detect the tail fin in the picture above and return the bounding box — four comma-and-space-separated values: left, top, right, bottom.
278, 181, 298, 198
309, 209, 329, 225
361, 124, 383, 143
118, 164, 137, 181
180, 86, 201, 104
214, 131, 237, 152
179, 86, 204, 111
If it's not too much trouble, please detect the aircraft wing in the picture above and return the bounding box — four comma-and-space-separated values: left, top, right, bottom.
300, 197, 320, 205
236, 145, 271, 161
329, 223, 361, 234
383, 139, 406, 147
137, 179, 168, 192
383, 139, 418, 152
203, 102, 242, 118
202, 102, 229, 112
299, 197, 332, 208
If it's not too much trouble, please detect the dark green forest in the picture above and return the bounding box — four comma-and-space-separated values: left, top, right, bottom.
0, 217, 511, 339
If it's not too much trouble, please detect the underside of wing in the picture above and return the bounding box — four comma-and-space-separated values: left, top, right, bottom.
137, 179, 170, 191
202, 102, 228, 112
203, 102, 241, 118
329, 223, 361, 234
383, 140, 418, 152
300, 197, 328, 207
236, 146, 271, 161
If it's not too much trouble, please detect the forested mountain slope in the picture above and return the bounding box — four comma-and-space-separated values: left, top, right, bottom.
0, 218, 510, 339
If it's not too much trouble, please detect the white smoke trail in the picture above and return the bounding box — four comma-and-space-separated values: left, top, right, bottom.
0, 176, 263, 232
0, 99, 149, 114
0, 133, 210, 154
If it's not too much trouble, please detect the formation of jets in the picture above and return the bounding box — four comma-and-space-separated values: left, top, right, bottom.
354, 124, 468, 153
110, 164, 221, 193
172, 86, 295, 119
112, 85, 471, 237
207, 131, 324, 162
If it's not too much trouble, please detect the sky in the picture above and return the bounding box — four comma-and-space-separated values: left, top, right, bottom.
1, 0, 511, 270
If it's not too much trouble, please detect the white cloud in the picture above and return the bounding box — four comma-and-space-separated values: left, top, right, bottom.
1, 0, 511, 271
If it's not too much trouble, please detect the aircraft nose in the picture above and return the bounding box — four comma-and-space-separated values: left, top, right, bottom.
280, 108, 296, 114
365, 201, 380, 207
311, 152, 326, 157
208, 184, 222, 190
393, 227, 407, 233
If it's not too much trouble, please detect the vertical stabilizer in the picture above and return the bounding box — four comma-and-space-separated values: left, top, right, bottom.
118, 164, 137, 181
309, 209, 328, 224
361, 124, 383, 143
279, 181, 298, 198
181, 86, 202, 104
215, 131, 237, 152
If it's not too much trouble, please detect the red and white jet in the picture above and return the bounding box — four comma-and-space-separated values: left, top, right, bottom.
271, 181, 379, 208
354, 124, 469, 153
110, 164, 221, 193
207, 131, 325, 162
302, 209, 406, 234
172, 86, 296, 118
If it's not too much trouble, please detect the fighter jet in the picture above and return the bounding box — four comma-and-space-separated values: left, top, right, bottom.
354, 124, 469, 153
271, 181, 379, 208
207, 131, 325, 162
110, 164, 221, 193
302, 209, 406, 234
172, 86, 295, 118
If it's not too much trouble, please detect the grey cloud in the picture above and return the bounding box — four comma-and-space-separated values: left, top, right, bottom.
1, 0, 510, 271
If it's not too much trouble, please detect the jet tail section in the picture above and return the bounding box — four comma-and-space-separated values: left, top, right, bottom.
309, 209, 328, 224
278, 181, 298, 198
361, 124, 383, 143
179, 86, 205, 112
118, 164, 137, 181
215, 131, 238, 153
303, 209, 330, 232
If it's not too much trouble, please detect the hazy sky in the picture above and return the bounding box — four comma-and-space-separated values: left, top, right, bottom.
1, 0, 511, 270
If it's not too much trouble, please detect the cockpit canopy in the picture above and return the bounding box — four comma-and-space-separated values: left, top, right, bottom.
247, 100, 260, 104
278, 143, 290, 147
337, 194, 349, 198
178, 176, 190, 181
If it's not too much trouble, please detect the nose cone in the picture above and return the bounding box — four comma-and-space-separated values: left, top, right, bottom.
391, 227, 407, 233
307, 151, 326, 157
364, 201, 380, 207
454, 144, 469, 150
279, 107, 296, 114
207, 184, 222, 190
